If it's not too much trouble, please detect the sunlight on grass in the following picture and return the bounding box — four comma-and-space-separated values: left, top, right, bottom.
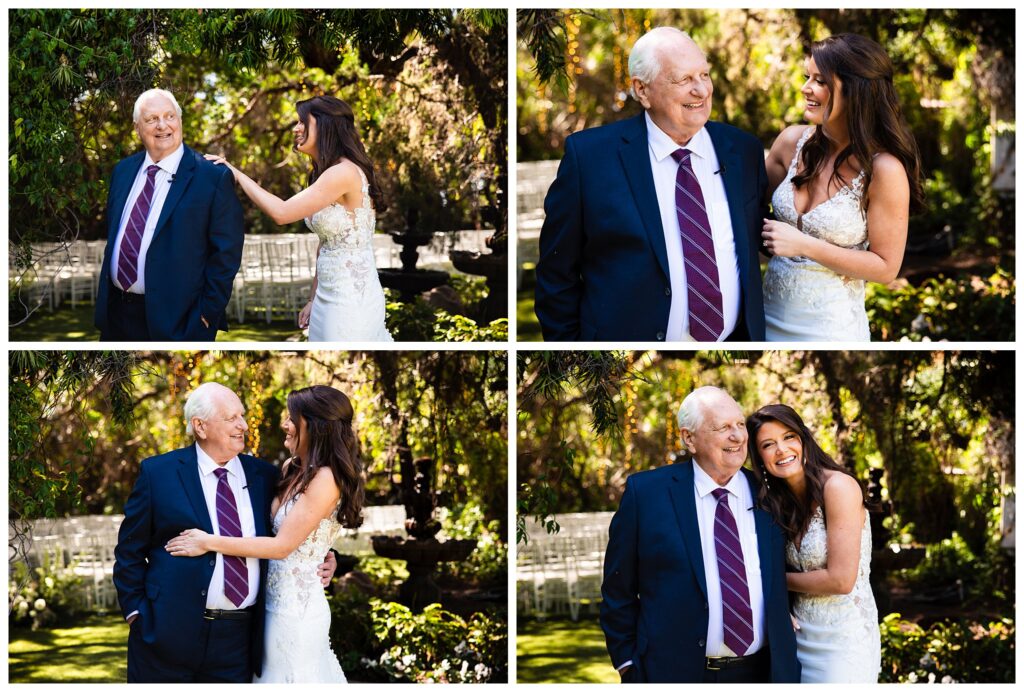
9, 615, 128, 683
9, 304, 303, 342
516, 290, 542, 342
517, 617, 617, 683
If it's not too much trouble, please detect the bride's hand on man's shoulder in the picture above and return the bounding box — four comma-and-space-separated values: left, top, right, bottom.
204, 153, 239, 178
165, 528, 210, 557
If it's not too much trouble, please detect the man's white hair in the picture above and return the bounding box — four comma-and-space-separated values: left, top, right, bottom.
628, 26, 701, 101
133, 88, 182, 123
184, 382, 231, 436
676, 385, 731, 432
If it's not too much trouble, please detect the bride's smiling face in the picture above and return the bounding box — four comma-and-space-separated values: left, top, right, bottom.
282, 414, 310, 459
801, 56, 846, 128
755, 420, 805, 481
293, 111, 318, 158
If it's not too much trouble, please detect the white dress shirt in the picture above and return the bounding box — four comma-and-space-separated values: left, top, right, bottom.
693, 461, 765, 656
196, 444, 260, 610
110, 144, 185, 293
646, 113, 740, 341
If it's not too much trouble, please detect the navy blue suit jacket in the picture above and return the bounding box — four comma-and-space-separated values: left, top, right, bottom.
95, 144, 244, 340
600, 462, 800, 683
535, 114, 767, 341
113, 447, 278, 678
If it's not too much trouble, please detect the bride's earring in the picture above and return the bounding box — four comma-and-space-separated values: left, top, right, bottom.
762, 468, 771, 489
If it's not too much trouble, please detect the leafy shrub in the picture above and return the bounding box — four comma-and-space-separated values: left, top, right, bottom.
867, 269, 1014, 341
386, 299, 508, 342
9, 555, 86, 630
364, 600, 507, 682
879, 613, 1014, 683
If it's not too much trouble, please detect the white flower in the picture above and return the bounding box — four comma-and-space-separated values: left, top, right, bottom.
44, 577, 55, 588
928, 673, 936, 683
18, 601, 29, 615
402, 654, 416, 666
908, 672, 919, 683
440, 659, 451, 671
941, 675, 954, 684
34, 598, 46, 611
461, 660, 469, 677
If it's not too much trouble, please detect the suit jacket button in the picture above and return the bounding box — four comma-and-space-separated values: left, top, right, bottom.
664, 287, 671, 296
656, 331, 665, 341
698, 638, 706, 647
209, 559, 215, 566
201, 589, 207, 596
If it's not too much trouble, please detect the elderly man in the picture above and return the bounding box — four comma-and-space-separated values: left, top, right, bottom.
536, 27, 767, 341
600, 386, 799, 682
113, 382, 334, 682
95, 89, 244, 341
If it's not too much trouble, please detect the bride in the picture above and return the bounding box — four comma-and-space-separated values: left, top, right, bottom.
746, 404, 879, 683
167, 385, 365, 682
761, 33, 923, 341
206, 96, 392, 342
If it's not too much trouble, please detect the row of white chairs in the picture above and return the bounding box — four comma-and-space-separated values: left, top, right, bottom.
517, 513, 613, 621
11, 231, 491, 322
20, 506, 410, 611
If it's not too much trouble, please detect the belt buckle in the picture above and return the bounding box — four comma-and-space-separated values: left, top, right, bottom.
204, 610, 215, 620
706, 657, 723, 671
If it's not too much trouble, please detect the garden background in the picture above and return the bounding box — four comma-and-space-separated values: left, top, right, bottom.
516, 351, 1014, 683
516, 8, 1014, 341
9, 9, 508, 342
9, 350, 508, 683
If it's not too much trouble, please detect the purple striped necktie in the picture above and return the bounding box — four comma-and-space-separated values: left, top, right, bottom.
116, 164, 161, 290
711, 487, 754, 655
213, 467, 249, 607
670, 149, 724, 341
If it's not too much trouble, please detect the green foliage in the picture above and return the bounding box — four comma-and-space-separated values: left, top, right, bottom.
897, 531, 1013, 607
8, 615, 129, 682
438, 503, 508, 584
366, 600, 507, 682
867, 270, 1014, 341
385, 300, 508, 342
879, 613, 1015, 683
9, 556, 87, 630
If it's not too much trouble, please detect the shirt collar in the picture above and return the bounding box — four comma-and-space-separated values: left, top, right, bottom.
195, 442, 240, 478
143, 143, 185, 177
645, 112, 712, 164
692, 458, 747, 500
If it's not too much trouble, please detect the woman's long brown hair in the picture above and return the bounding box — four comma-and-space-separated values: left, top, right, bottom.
296, 95, 387, 213
792, 33, 925, 214
278, 385, 365, 528
746, 404, 862, 544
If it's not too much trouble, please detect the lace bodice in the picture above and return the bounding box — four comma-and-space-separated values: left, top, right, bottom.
264, 495, 342, 615
786, 505, 877, 630
304, 165, 376, 252
772, 127, 868, 251
763, 127, 871, 341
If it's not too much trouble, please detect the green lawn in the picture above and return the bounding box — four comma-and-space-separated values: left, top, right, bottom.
9, 615, 128, 683
516, 265, 542, 341
517, 617, 617, 683
9, 304, 305, 342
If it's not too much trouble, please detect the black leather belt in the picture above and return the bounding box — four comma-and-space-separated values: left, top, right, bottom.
705, 647, 768, 671
203, 607, 254, 621
110, 284, 145, 304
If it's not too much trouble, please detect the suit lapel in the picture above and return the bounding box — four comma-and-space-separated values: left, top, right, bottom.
151, 144, 196, 243
240, 456, 269, 538
177, 446, 214, 533
706, 122, 753, 279
107, 152, 146, 242
742, 467, 775, 599
618, 115, 671, 281
669, 460, 709, 600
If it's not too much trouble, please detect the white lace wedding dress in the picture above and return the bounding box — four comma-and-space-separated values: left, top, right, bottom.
305, 166, 393, 342
764, 127, 871, 341
254, 496, 347, 683
786, 506, 880, 683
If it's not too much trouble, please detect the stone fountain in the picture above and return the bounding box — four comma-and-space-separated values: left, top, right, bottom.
449, 204, 507, 323
378, 209, 449, 302
371, 457, 476, 611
